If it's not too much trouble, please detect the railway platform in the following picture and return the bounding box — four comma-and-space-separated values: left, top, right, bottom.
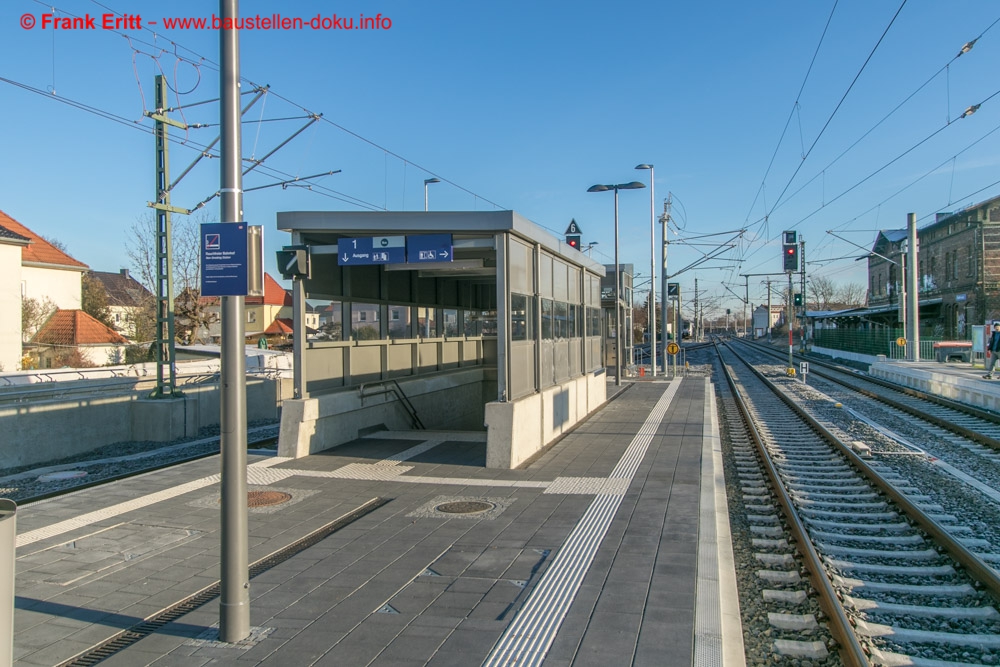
870, 358, 1000, 412
11, 376, 743, 667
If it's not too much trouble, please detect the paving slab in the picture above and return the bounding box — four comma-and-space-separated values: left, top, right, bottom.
11, 377, 743, 666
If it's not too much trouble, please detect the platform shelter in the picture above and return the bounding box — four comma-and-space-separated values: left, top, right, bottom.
275, 210, 608, 468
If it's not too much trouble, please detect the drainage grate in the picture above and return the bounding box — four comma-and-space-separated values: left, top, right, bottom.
57, 497, 389, 666
247, 490, 292, 508
435, 500, 495, 514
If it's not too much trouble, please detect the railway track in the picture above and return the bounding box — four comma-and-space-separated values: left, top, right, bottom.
737, 338, 1000, 448
716, 340, 1000, 666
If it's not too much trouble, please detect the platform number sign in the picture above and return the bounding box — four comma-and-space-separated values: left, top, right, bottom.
565, 219, 582, 250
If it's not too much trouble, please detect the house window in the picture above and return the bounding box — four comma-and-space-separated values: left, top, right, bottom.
351, 303, 379, 340
247, 311, 256, 324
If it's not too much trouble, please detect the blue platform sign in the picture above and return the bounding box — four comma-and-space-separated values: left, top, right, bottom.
338, 236, 406, 265
200, 222, 248, 296
407, 234, 453, 263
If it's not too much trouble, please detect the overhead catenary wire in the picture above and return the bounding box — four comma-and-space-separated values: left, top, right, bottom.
736, 83, 1000, 278
745, 0, 840, 226
32, 0, 510, 217
738, 11, 1000, 281
756, 0, 909, 237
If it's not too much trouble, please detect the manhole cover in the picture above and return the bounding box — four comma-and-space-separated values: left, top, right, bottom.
435, 500, 496, 515
37, 470, 87, 482
247, 490, 292, 508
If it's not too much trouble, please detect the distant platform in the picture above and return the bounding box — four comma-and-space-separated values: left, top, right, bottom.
869, 359, 1000, 413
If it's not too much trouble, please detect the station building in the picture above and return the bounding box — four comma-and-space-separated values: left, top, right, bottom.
275, 210, 608, 469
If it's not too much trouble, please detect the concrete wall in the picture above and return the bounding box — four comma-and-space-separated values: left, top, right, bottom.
810, 345, 879, 366
484, 370, 607, 469
2, 377, 292, 470
21, 265, 83, 310
278, 368, 489, 458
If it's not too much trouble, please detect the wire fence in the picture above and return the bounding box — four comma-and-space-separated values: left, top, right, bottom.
813, 328, 965, 361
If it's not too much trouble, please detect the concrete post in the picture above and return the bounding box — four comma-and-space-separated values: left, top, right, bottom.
0, 499, 15, 667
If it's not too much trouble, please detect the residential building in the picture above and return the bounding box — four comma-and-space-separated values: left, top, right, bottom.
28, 309, 129, 368
866, 194, 1000, 337
752, 304, 785, 338
0, 224, 29, 371
202, 273, 293, 342
1, 210, 89, 312
88, 269, 154, 339
0, 209, 89, 370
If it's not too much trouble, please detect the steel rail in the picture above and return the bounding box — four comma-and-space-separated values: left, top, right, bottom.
723, 340, 1000, 603
742, 338, 1000, 434
713, 340, 868, 667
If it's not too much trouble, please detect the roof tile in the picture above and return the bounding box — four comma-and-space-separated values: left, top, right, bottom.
32, 310, 129, 345
0, 209, 89, 268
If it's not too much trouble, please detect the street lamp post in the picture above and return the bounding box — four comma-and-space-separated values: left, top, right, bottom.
423, 177, 440, 211
635, 164, 655, 375
588, 180, 646, 386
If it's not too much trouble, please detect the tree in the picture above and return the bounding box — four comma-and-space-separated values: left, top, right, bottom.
21, 295, 56, 343
42, 235, 68, 254
125, 211, 217, 345
836, 282, 866, 308
81, 273, 115, 328
809, 276, 837, 310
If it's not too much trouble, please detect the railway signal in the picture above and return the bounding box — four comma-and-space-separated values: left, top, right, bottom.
782, 230, 799, 272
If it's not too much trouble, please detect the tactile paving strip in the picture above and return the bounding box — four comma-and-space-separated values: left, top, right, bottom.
484, 381, 680, 667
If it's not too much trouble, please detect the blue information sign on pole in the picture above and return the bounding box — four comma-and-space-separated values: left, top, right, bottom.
407, 234, 453, 263
338, 236, 406, 266
201, 222, 248, 296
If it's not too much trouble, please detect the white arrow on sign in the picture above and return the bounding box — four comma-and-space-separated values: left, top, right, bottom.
441, 250, 449, 258
342, 253, 349, 263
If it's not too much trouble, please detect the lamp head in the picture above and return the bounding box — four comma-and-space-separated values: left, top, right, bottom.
619, 181, 646, 190
634, 164, 653, 170
587, 184, 611, 193
424, 177, 441, 185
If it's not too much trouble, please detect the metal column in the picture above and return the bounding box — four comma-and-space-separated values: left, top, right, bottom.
0, 499, 14, 667
906, 212, 920, 361
151, 75, 179, 398
218, 0, 249, 642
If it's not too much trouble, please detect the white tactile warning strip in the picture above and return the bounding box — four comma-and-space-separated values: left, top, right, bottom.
483, 380, 681, 667
16, 475, 221, 548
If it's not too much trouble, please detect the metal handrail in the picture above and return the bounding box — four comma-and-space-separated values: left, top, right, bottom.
358, 380, 425, 430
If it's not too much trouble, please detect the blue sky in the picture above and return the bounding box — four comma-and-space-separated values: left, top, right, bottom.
2, 0, 999, 317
